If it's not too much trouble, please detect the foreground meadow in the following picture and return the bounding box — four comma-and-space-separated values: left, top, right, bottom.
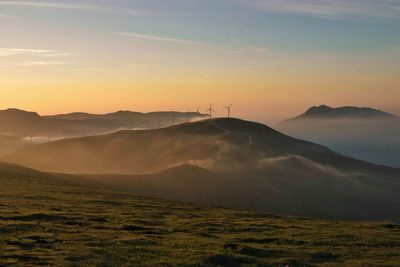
1, 166, 399, 266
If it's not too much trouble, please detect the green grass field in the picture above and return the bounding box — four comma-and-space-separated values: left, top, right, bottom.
1, 167, 400, 266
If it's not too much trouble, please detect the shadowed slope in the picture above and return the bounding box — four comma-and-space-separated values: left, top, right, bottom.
0, 162, 74, 186
0, 161, 103, 188
85, 160, 400, 221
89, 164, 232, 205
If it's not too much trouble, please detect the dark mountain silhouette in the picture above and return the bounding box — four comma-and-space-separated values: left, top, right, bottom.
286, 105, 397, 121
4, 118, 400, 221
279, 105, 400, 167
0, 108, 208, 139
44, 110, 207, 127
0, 108, 41, 121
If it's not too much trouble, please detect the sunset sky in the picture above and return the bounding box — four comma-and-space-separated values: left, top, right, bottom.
1, 0, 399, 123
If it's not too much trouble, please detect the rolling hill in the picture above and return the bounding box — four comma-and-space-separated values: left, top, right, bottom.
1, 162, 400, 266
278, 105, 400, 167
4, 118, 400, 221
44, 110, 208, 129
0, 134, 28, 158
0, 108, 208, 139
4, 118, 337, 173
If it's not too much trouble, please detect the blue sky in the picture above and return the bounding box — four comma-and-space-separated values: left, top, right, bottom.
0, 0, 399, 121
2, 0, 400, 52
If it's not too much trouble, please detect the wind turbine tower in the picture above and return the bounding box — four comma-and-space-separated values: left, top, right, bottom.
225, 104, 232, 118
206, 104, 215, 118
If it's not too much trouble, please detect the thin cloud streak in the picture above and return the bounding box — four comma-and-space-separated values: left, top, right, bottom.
0, 14, 18, 18
117, 32, 269, 55
116, 32, 204, 46
239, 0, 400, 19
0, 1, 147, 15
0, 1, 96, 10
0, 48, 71, 57
15, 61, 68, 66
0, 48, 55, 56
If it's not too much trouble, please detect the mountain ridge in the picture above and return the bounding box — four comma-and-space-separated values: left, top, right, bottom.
285, 105, 398, 121
0, 107, 208, 138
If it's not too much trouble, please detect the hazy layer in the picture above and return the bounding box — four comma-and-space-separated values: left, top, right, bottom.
279, 117, 400, 167
4, 118, 400, 221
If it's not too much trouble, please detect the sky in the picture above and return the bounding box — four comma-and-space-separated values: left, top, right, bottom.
0, 0, 400, 124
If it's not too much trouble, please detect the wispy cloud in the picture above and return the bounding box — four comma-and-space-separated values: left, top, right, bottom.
224, 38, 268, 54
0, 48, 72, 67
239, 0, 400, 19
0, 14, 18, 19
126, 63, 161, 68
0, 1, 94, 10
116, 32, 272, 59
0, 48, 71, 57
15, 61, 68, 66
0, 1, 146, 15
116, 32, 204, 46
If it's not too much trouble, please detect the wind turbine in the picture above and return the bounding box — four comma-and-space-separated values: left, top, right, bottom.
206, 104, 215, 118
224, 104, 232, 118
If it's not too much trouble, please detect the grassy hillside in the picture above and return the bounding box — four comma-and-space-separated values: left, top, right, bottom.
1, 162, 400, 266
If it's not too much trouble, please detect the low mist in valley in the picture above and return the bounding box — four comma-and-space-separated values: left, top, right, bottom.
278, 117, 400, 168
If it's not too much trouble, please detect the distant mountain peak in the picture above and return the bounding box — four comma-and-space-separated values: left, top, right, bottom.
0, 108, 40, 119
293, 105, 396, 120
114, 110, 136, 114
306, 105, 332, 113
